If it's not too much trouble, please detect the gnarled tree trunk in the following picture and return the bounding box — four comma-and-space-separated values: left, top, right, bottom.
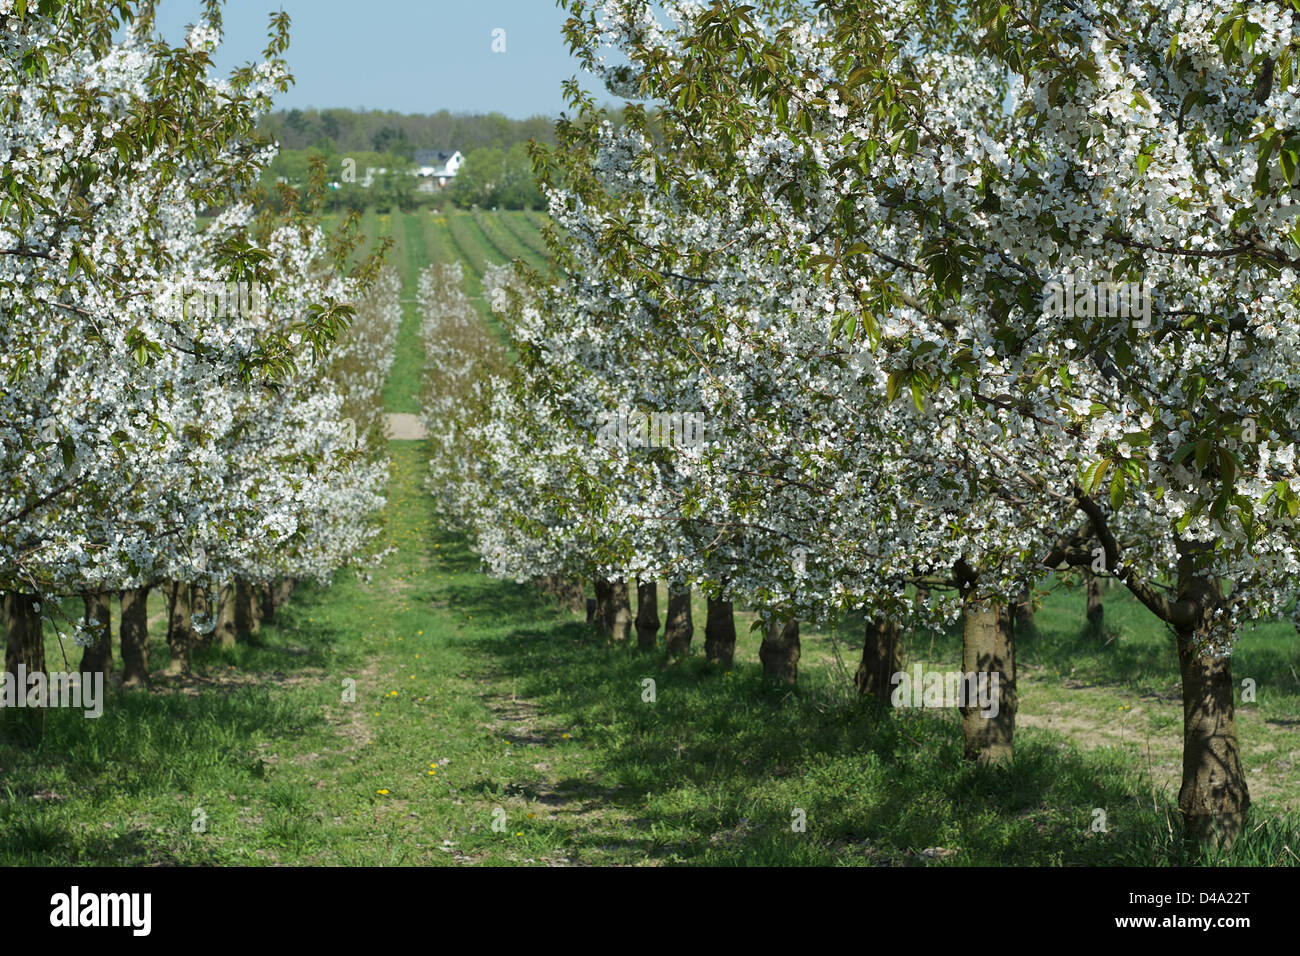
190, 585, 213, 649
1086, 572, 1104, 634
634, 580, 659, 651
164, 581, 194, 676
235, 578, 260, 640
664, 588, 693, 657
760, 617, 799, 685
214, 584, 237, 649
704, 597, 735, 667
960, 600, 1016, 765
1172, 552, 1248, 845
79, 591, 113, 682
592, 578, 613, 638
119, 587, 151, 688
536, 574, 584, 613
1177, 637, 1248, 845
3, 592, 46, 681
273, 578, 295, 613
259, 584, 276, 624
855, 615, 900, 702
609, 579, 632, 643
1014, 587, 1034, 632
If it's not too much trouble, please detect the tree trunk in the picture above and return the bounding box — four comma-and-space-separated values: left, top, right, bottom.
214, 584, 237, 649
3, 592, 46, 680
1014, 587, 1034, 632
79, 592, 113, 682
592, 578, 613, 638
273, 578, 295, 612
664, 588, 693, 657
1086, 573, 1104, 634
609, 579, 632, 643
1176, 637, 1249, 845
855, 614, 900, 702
259, 584, 276, 624
119, 587, 151, 688
235, 579, 260, 640
960, 600, 1016, 765
759, 617, 799, 685
190, 585, 213, 649
164, 582, 194, 676
536, 574, 584, 613
1171, 548, 1248, 845
634, 580, 659, 651
704, 597, 736, 667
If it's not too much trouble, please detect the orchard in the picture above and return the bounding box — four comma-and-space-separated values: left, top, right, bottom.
1, 0, 1297, 873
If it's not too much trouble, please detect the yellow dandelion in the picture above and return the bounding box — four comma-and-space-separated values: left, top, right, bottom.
376, 789, 389, 795
561, 733, 570, 739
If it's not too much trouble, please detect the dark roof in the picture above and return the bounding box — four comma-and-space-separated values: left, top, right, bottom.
414, 149, 458, 165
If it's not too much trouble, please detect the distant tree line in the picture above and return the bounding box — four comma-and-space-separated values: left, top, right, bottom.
255, 109, 581, 214
260, 108, 557, 155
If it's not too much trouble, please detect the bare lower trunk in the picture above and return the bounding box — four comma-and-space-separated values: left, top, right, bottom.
1177, 633, 1249, 845
259, 584, 276, 624
664, 588, 693, 657
214, 584, 237, 649
592, 578, 613, 638
634, 580, 659, 651
190, 585, 213, 649
119, 587, 151, 688
855, 615, 900, 702
164, 582, 194, 676
235, 579, 260, 640
1167, 549, 1249, 845
704, 598, 736, 668
1086, 573, 1104, 634
79, 592, 113, 682
609, 579, 632, 643
1014, 587, 1034, 632
536, 574, 584, 613
960, 600, 1016, 765
760, 617, 799, 685
3, 592, 46, 679
273, 578, 295, 612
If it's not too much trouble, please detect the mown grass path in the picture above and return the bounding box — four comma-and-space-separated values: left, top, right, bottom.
4, 212, 1296, 866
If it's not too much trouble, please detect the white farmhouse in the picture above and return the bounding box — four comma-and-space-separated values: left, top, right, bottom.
413, 149, 463, 191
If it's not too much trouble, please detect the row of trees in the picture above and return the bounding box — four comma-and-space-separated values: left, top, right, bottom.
263, 108, 559, 156
0, 3, 396, 687
423, 0, 1300, 850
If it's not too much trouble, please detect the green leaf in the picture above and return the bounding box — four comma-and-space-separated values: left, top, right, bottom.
1109, 470, 1125, 511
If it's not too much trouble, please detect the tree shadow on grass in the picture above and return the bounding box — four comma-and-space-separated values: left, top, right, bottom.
460, 613, 1189, 865
0, 680, 325, 864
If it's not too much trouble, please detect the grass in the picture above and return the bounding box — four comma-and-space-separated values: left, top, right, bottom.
5, 446, 1296, 864
5, 208, 1295, 867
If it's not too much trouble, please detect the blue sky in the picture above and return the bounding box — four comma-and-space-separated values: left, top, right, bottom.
150, 0, 612, 118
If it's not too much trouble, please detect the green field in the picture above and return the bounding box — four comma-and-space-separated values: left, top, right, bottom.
3, 212, 1297, 866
